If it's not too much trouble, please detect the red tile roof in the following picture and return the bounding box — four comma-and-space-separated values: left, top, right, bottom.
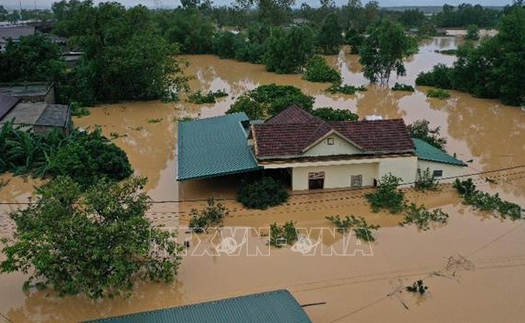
252, 106, 414, 158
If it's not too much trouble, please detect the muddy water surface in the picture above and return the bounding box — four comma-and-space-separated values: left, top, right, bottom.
2, 37, 525, 322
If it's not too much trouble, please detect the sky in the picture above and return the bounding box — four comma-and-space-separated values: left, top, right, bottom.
1, 0, 513, 10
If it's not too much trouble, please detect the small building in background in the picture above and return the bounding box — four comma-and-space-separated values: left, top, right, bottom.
0, 82, 55, 103
0, 25, 35, 51
0, 92, 72, 136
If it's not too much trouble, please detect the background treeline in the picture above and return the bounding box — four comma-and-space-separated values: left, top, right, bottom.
0, 0, 522, 106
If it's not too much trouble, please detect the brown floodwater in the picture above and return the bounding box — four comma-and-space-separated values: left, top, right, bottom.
2, 37, 525, 322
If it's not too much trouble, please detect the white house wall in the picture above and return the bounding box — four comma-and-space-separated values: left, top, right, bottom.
291, 163, 379, 190
417, 160, 466, 183
378, 156, 419, 185
302, 135, 361, 157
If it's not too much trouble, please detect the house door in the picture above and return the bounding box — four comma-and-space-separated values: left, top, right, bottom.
308, 172, 325, 190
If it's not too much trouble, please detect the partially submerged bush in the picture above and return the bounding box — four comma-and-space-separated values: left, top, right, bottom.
415, 168, 440, 191
189, 197, 229, 233
401, 203, 449, 230
427, 88, 451, 99
415, 63, 454, 89
312, 107, 358, 121
391, 83, 415, 92
303, 55, 341, 84
406, 280, 429, 294
269, 221, 298, 247
188, 89, 228, 104
407, 119, 447, 150
453, 179, 522, 220
326, 215, 380, 241
226, 84, 314, 119
237, 177, 289, 209
365, 174, 405, 214
327, 84, 367, 95
70, 101, 90, 117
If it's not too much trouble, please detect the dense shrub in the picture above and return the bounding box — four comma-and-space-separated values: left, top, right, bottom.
0, 122, 133, 188
212, 32, 244, 59
407, 119, 447, 150
415, 64, 454, 88
415, 168, 440, 191
227, 84, 314, 119
401, 203, 449, 230
327, 84, 367, 95
237, 177, 289, 209
391, 83, 415, 92
303, 55, 341, 84
365, 174, 405, 214
427, 88, 451, 99
312, 107, 358, 121
189, 197, 229, 233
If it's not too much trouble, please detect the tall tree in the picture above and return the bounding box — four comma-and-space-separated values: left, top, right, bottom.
317, 12, 344, 55
1, 176, 182, 299
264, 25, 314, 74
359, 20, 417, 84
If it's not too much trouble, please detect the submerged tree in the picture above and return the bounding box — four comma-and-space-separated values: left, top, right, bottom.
359, 20, 417, 84
0, 176, 182, 299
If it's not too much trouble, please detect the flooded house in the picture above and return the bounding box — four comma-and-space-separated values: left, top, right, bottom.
0, 93, 72, 136
84, 289, 312, 323
177, 105, 466, 191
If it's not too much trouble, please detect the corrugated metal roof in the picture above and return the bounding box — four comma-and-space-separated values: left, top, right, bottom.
177, 113, 262, 181
0, 93, 19, 120
35, 104, 70, 127
0, 102, 47, 125
83, 289, 312, 323
413, 138, 467, 166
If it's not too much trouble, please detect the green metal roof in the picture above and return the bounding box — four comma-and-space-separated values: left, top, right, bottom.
177, 113, 262, 181
83, 290, 312, 323
413, 138, 467, 166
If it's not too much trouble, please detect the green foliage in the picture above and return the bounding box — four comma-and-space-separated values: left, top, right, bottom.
401, 203, 449, 230
415, 168, 440, 192
454, 179, 522, 220
147, 118, 163, 123
344, 28, 365, 54
0, 176, 182, 299
311, 107, 358, 121
407, 119, 447, 150
189, 197, 229, 233
264, 26, 315, 74
399, 8, 425, 28
0, 34, 67, 83
427, 88, 451, 99
465, 24, 480, 40
227, 84, 314, 119
326, 215, 380, 241
269, 221, 298, 248
303, 55, 341, 84
327, 84, 367, 95
433, 4, 500, 28
236, 177, 289, 210
415, 64, 454, 88
0, 122, 132, 187
212, 31, 245, 59
188, 90, 228, 104
406, 280, 428, 294
316, 12, 344, 55
365, 174, 405, 214
359, 20, 418, 84
391, 83, 415, 92
70, 101, 90, 117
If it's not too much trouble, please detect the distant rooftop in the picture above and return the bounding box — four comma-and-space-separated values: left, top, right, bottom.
413, 138, 467, 167
0, 25, 35, 42
83, 289, 312, 323
177, 113, 262, 181
0, 83, 52, 97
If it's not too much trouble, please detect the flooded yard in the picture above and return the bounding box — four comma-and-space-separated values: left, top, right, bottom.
2, 37, 525, 322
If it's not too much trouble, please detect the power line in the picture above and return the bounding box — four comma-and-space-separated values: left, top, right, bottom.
0, 310, 14, 323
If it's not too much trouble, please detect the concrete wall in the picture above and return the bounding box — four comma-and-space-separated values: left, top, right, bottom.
378, 156, 419, 185
292, 162, 378, 190
417, 160, 466, 183
303, 134, 361, 157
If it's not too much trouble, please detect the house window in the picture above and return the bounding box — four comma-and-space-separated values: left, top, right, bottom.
308, 172, 325, 190
327, 137, 334, 145
351, 175, 363, 187
433, 170, 443, 177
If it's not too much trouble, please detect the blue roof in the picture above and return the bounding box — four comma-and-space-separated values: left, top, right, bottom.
177, 113, 262, 181
413, 138, 467, 166
83, 290, 312, 323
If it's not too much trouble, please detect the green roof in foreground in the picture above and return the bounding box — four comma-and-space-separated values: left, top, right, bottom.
83, 290, 312, 323
413, 138, 467, 167
177, 113, 262, 181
